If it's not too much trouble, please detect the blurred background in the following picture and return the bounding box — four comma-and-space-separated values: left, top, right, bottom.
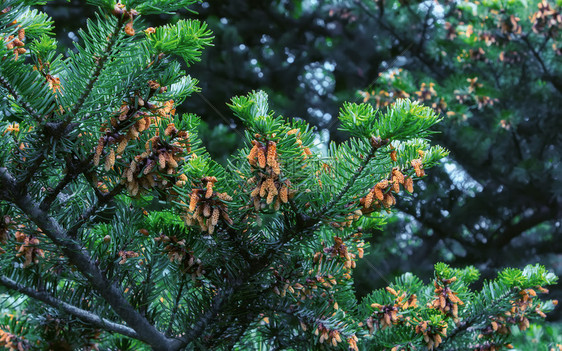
41, 0, 562, 327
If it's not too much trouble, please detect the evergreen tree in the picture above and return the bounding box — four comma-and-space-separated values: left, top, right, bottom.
0, 1, 558, 350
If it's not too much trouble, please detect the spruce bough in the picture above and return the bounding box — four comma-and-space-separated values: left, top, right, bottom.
0, 1, 557, 350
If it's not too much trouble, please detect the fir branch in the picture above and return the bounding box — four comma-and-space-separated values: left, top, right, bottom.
66, 183, 124, 239
319, 143, 379, 215
15, 150, 46, 190
40, 171, 75, 211
180, 200, 321, 347
166, 275, 186, 337
0, 167, 179, 351
0, 275, 139, 339
182, 286, 234, 343
64, 17, 126, 127
0, 74, 43, 123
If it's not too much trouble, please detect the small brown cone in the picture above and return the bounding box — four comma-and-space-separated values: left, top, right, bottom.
116, 138, 128, 154
205, 181, 213, 199
267, 141, 277, 167
279, 185, 289, 203
125, 21, 135, 36
158, 153, 166, 169
94, 138, 104, 166
405, 177, 414, 193
189, 192, 198, 212
104, 149, 115, 171
248, 141, 258, 166
364, 190, 375, 208
211, 207, 220, 226
257, 147, 266, 168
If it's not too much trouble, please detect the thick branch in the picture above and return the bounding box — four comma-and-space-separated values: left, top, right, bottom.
0, 167, 179, 351
0, 275, 138, 338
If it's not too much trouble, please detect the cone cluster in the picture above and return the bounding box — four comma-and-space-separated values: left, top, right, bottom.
154, 234, 204, 277
324, 236, 357, 270
3, 22, 26, 60
481, 286, 552, 341
431, 276, 463, 322
248, 139, 281, 174
117, 250, 139, 265
184, 177, 233, 234
15, 229, 44, 268
121, 128, 188, 196
367, 287, 417, 334
112, 3, 139, 36
360, 168, 413, 214
314, 323, 343, 347
92, 93, 190, 196
415, 319, 447, 350
249, 174, 291, 211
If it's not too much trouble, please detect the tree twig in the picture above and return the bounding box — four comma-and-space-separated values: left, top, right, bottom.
0, 75, 43, 123
0, 275, 139, 339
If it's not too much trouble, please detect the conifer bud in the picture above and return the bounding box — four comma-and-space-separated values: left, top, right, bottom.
203, 203, 211, 218
164, 123, 177, 137
411, 159, 425, 177
167, 154, 178, 169
374, 180, 388, 201
392, 180, 400, 193
251, 186, 260, 198
392, 168, 404, 184
259, 181, 268, 198
266, 191, 275, 205
267, 141, 276, 161
143, 159, 155, 175
211, 208, 220, 226
128, 125, 139, 139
